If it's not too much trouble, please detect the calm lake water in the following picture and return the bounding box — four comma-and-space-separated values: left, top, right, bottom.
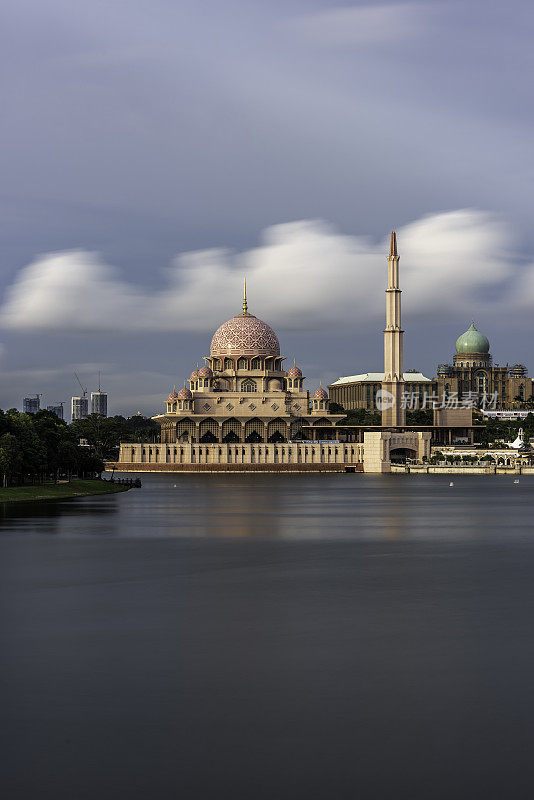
1, 473, 534, 799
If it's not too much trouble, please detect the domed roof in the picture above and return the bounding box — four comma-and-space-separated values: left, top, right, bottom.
190, 368, 199, 380
167, 389, 179, 402
455, 322, 490, 355
210, 283, 281, 357
313, 385, 328, 400
198, 364, 213, 378
210, 314, 280, 357
177, 386, 192, 399
287, 365, 302, 378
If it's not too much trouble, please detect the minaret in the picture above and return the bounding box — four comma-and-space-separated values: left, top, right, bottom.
381, 231, 405, 426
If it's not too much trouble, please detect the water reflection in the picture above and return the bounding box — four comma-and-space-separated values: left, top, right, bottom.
1, 473, 533, 540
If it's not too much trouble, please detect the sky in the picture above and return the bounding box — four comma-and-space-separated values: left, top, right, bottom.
0, 0, 533, 416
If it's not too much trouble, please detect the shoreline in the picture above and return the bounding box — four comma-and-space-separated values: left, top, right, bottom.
0, 479, 130, 504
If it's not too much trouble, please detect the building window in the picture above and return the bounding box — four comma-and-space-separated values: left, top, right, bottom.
224, 358, 233, 370
241, 379, 257, 392
251, 357, 262, 370
237, 357, 248, 370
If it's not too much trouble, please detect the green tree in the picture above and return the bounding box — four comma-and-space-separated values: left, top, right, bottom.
71, 414, 123, 461
0, 433, 23, 487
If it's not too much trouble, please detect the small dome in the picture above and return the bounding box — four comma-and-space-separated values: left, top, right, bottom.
455, 322, 490, 354
313, 386, 328, 400
287, 365, 302, 378
198, 365, 213, 378
190, 369, 199, 380
177, 386, 192, 399
167, 390, 179, 402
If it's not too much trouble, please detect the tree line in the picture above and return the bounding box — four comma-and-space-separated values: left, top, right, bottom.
0, 410, 158, 487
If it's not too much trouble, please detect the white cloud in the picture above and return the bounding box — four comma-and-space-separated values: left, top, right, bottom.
290, 3, 435, 47
0, 209, 524, 335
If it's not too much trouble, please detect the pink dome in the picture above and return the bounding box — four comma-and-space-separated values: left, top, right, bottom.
210, 314, 280, 357
177, 386, 193, 399
167, 390, 179, 402
198, 364, 213, 378
190, 369, 199, 380
313, 386, 328, 400
287, 365, 302, 378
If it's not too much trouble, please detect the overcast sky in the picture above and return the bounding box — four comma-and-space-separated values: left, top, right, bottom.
1, 0, 533, 415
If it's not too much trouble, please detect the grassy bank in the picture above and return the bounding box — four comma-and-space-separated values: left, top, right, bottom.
0, 479, 130, 504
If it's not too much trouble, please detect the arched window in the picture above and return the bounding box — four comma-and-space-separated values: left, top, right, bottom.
245, 418, 264, 442
251, 357, 262, 370
224, 358, 233, 371
240, 379, 257, 393
222, 418, 241, 443
237, 357, 248, 370
519, 384, 524, 399
476, 371, 486, 394
199, 418, 218, 443
212, 358, 221, 371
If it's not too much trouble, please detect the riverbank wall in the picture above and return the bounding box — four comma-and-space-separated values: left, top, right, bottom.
391, 465, 534, 475
106, 462, 364, 473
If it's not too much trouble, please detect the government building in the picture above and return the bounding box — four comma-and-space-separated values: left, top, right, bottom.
435, 323, 532, 408
329, 322, 532, 411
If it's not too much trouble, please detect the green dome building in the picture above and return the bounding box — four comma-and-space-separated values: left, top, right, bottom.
434, 320, 533, 410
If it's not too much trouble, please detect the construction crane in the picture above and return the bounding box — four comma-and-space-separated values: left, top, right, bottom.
74, 373, 87, 398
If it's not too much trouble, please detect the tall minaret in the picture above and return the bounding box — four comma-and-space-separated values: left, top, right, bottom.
381, 231, 405, 426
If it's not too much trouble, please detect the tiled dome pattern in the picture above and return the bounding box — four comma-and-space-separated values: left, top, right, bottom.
210, 314, 280, 357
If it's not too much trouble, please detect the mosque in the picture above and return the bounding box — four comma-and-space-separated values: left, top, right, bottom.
154, 282, 345, 446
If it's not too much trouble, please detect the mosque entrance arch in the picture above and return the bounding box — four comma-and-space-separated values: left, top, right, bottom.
390, 447, 417, 463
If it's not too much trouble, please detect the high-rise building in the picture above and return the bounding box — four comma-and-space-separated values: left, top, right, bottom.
71, 396, 89, 422
91, 391, 108, 416
23, 396, 40, 414
47, 404, 64, 420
